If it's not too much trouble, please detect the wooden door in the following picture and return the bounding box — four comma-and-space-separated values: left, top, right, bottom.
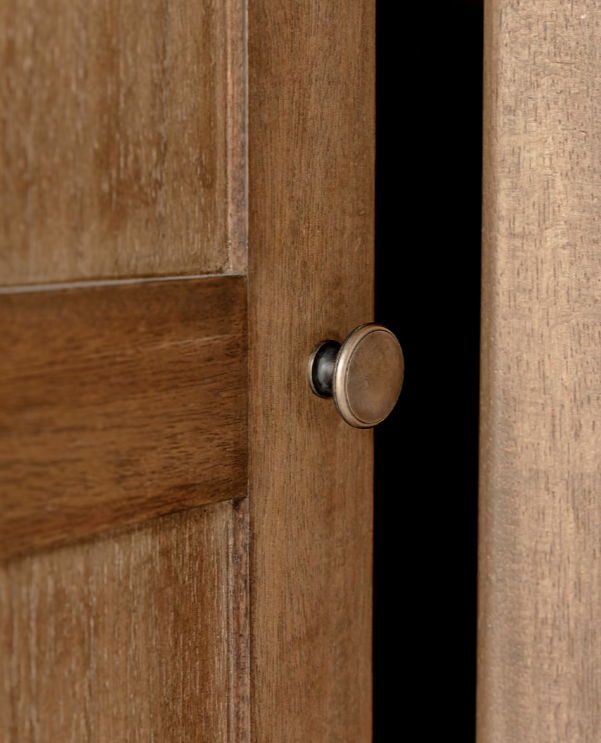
478, 0, 601, 739
0, 0, 375, 741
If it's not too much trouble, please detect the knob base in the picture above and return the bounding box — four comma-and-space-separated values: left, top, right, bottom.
308, 340, 341, 398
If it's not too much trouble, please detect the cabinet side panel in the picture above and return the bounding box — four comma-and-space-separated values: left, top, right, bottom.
479, 1, 601, 740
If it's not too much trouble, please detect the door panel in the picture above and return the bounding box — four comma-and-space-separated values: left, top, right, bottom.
479, 0, 601, 739
0, 500, 247, 743
0, 0, 377, 736
0, 276, 247, 557
0, 0, 245, 284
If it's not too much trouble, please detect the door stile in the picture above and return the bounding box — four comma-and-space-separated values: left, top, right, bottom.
247, 0, 376, 738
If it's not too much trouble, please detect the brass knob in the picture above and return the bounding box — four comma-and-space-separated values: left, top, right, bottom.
308, 323, 404, 428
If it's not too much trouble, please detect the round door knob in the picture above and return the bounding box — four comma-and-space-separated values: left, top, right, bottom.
308, 323, 404, 428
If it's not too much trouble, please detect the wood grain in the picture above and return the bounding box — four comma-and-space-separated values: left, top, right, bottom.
226, 0, 248, 273
0, 0, 246, 285
247, 0, 375, 738
232, 497, 250, 741
0, 276, 247, 558
0, 500, 249, 743
479, 1, 601, 740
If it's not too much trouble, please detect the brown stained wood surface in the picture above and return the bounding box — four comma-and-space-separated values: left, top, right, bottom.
0, 276, 247, 558
248, 0, 375, 739
0, 500, 248, 743
0, 0, 246, 285
479, 1, 601, 740
225, 0, 248, 274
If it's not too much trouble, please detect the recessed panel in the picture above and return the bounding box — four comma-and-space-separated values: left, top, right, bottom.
0, 0, 246, 284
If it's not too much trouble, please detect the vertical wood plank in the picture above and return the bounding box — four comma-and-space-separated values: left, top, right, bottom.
0, 501, 248, 743
226, 0, 247, 273
248, 0, 375, 739
479, 1, 601, 739
232, 498, 250, 742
